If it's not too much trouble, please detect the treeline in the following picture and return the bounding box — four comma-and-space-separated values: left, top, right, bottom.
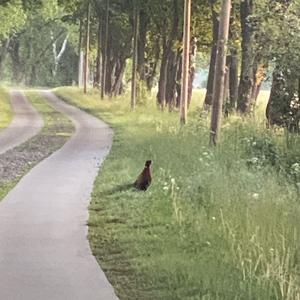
0, 0, 300, 131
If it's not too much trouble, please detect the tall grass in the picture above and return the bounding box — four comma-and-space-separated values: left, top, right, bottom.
56, 87, 300, 300
0, 87, 12, 130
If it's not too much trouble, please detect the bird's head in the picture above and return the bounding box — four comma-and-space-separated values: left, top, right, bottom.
145, 160, 152, 167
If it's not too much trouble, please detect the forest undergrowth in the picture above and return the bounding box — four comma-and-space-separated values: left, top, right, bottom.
56, 87, 300, 300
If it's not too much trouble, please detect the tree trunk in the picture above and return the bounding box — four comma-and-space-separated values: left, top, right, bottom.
9, 37, 23, 84
204, 0, 219, 107
101, 0, 109, 99
84, 0, 90, 94
188, 37, 197, 108
0, 38, 10, 81
95, 18, 102, 88
251, 64, 265, 104
131, 5, 139, 109
105, 47, 113, 95
237, 0, 255, 113
156, 0, 179, 107
78, 18, 84, 87
180, 0, 191, 124
210, 0, 231, 146
157, 42, 169, 107
176, 54, 182, 108
137, 9, 147, 82
165, 50, 179, 110
145, 36, 160, 91
223, 56, 230, 114
112, 58, 126, 96
228, 47, 238, 110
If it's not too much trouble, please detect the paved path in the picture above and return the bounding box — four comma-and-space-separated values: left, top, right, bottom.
0, 90, 43, 155
0, 91, 118, 300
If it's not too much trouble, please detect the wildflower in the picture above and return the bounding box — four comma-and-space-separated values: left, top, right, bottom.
251, 157, 259, 164
171, 178, 176, 184
212, 217, 216, 221
206, 241, 211, 246
163, 186, 169, 191
291, 163, 300, 174
252, 193, 259, 200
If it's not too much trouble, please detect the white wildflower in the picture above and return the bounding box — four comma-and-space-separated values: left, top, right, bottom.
291, 163, 300, 174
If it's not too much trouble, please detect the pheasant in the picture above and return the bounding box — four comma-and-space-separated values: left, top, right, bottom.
134, 160, 152, 191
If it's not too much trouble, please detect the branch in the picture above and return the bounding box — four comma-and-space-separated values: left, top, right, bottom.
56, 35, 69, 62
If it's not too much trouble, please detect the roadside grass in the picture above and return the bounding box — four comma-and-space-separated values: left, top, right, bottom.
0, 87, 13, 130
0, 91, 74, 200
56, 87, 300, 300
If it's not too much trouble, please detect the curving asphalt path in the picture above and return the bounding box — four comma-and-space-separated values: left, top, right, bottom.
0, 90, 43, 155
0, 91, 119, 300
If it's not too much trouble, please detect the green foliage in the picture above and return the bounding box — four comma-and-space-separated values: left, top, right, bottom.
244, 135, 279, 168
56, 87, 300, 300
0, 0, 26, 38
0, 86, 12, 129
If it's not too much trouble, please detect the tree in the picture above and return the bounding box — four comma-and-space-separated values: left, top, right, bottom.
83, 0, 90, 93
180, 0, 191, 124
237, 0, 256, 114
0, 0, 26, 80
101, 0, 109, 99
210, 0, 231, 146
204, 0, 219, 107
131, 2, 139, 109
259, 0, 300, 131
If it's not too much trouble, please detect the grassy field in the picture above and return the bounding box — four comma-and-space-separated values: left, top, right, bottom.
0, 87, 13, 130
56, 87, 300, 300
0, 91, 74, 201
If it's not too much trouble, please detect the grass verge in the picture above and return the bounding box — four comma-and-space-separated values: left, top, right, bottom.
0, 87, 13, 130
0, 91, 74, 200
55, 87, 300, 300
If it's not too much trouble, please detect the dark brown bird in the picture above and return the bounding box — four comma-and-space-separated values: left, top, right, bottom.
134, 160, 152, 191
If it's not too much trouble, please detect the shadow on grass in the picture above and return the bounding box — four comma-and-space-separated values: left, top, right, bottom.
101, 183, 136, 196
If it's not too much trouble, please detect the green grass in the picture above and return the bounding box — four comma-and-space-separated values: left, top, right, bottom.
56, 87, 300, 300
0, 91, 74, 200
0, 87, 13, 130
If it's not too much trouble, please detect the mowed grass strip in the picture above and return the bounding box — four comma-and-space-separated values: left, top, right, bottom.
56, 87, 300, 300
0, 91, 74, 200
0, 87, 13, 130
